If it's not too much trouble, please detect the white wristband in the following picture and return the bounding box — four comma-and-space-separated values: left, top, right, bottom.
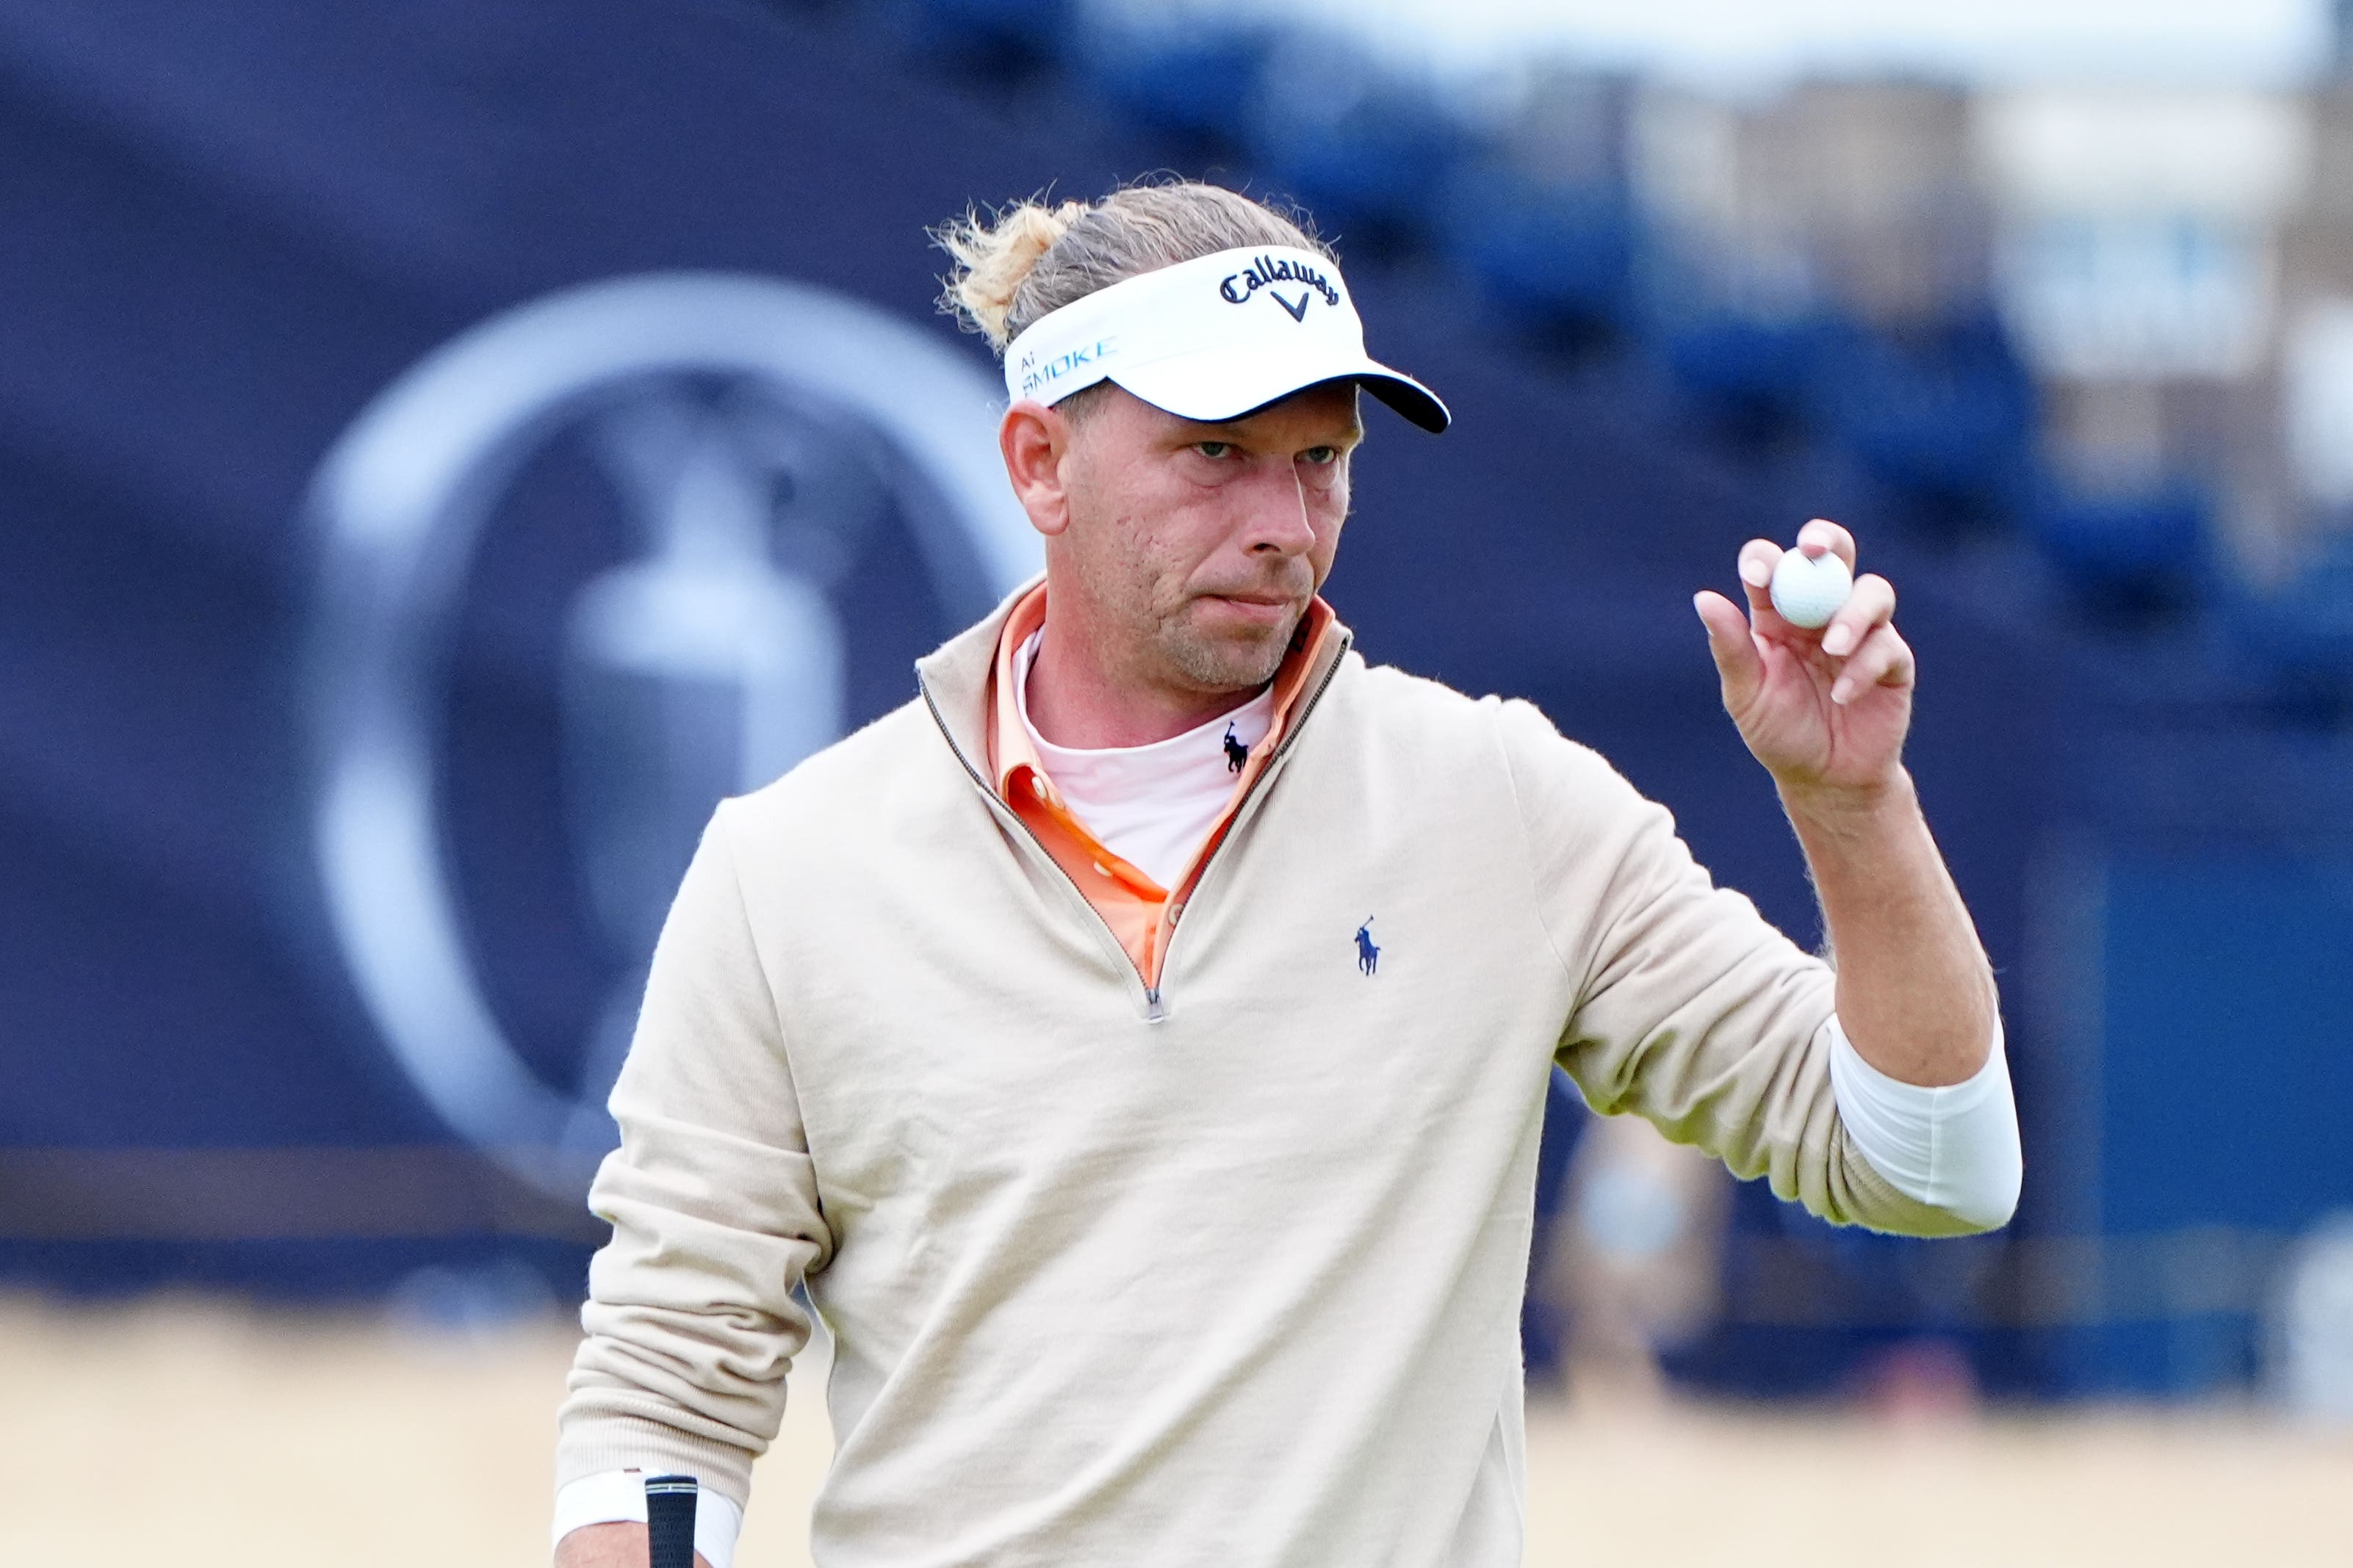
552, 1470, 743, 1568
1827, 1014, 2022, 1229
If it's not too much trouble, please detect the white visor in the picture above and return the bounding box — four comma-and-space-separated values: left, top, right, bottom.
1001, 245, 1449, 433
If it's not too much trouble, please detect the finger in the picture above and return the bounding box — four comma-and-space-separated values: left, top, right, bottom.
1821, 571, 1895, 658
1829, 625, 1915, 705
1736, 539, 1787, 629
1795, 517, 1856, 572
1694, 590, 1765, 712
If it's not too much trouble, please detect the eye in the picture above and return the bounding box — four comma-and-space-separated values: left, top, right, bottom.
1194, 440, 1235, 460
1300, 446, 1340, 466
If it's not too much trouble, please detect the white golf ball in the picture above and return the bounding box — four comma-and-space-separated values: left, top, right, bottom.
1769, 548, 1853, 629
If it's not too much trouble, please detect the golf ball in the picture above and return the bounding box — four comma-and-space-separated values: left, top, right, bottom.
1769, 548, 1853, 629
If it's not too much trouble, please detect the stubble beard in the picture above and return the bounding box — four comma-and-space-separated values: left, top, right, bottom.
1062, 506, 1307, 697
1153, 596, 1301, 695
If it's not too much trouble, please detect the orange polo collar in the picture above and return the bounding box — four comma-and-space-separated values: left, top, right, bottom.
985, 583, 1338, 986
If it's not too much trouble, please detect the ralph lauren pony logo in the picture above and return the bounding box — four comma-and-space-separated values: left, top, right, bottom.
1355, 917, 1380, 977
1222, 722, 1248, 773
1219, 254, 1341, 322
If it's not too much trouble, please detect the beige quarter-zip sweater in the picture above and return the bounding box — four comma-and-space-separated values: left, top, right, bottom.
558, 588, 1986, 1567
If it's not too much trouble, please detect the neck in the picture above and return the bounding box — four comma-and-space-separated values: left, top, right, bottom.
1025, 607, 1264, 751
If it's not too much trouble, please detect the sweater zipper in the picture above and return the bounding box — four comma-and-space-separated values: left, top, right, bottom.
1145, 634, 1352, 1014
918, 676, 1154, 1013
916, 631, 1351, 1025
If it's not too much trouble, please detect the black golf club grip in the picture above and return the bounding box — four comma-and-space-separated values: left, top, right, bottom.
644, 1474, 699, 1568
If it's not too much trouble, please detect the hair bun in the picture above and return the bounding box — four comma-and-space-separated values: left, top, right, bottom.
934, 199, 1089, 349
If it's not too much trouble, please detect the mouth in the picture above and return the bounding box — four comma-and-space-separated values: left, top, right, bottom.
1200, 593, 1299, 626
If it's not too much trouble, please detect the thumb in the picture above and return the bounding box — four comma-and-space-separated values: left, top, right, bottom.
1694, 590, 1764, 715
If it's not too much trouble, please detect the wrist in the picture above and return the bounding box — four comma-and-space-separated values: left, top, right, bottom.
1776, 765, 1915, 835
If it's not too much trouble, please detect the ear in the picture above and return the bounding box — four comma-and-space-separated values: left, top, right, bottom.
999, 400, 1075, 538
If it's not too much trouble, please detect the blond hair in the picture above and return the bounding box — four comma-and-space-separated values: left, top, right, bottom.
934, 179, 1331, 354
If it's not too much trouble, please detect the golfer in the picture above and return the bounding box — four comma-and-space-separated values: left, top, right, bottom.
552, 180, 2021, 1567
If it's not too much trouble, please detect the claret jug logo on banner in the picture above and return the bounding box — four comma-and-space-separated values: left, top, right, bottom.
301, 272, 1038, 1199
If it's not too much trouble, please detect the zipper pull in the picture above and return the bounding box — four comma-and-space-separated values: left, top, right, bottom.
1144, 989, 1167, 1025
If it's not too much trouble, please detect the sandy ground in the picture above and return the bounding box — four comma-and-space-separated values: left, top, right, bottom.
4, 1296, 2347, 1567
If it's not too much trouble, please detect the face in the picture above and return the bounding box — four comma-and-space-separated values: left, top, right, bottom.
1003, 381, 1363, 696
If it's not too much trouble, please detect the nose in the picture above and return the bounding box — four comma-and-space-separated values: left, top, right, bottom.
1237, 463, 1318, 558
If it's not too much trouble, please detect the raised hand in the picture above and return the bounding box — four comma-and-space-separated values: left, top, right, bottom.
1692, 518, 1913, 803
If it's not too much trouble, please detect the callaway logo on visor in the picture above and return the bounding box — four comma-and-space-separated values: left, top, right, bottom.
1001, 245, 1449, 433
1218, 253, 1341, 319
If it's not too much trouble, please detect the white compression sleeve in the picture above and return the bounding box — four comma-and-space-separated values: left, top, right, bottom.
552, 1470, 743, 1568
1826, 1015, 2022, 1230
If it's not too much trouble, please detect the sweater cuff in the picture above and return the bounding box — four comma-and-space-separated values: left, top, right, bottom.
553, 1470, 743, 1568
555, 1404, 759, 1509
1827, 1014, 2021, 1230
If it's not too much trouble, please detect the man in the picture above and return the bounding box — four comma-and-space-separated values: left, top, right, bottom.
553, 181, 2020, 1567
